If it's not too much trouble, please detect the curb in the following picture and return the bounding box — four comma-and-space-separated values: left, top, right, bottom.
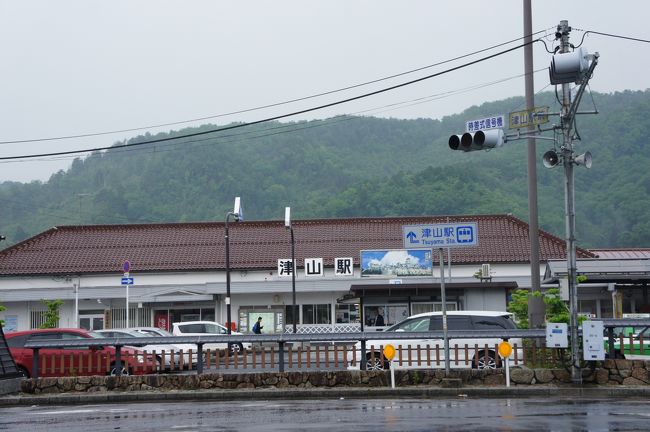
2, 385, 650, 406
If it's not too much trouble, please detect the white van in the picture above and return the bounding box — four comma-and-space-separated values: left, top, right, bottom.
171, 321, 251, 355
351, 311, 522, 370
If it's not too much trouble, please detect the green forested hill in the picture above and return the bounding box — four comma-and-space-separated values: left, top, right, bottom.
1, 89, 649, 248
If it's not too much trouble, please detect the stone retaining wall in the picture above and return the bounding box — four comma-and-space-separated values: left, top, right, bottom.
20, 359, 650, 394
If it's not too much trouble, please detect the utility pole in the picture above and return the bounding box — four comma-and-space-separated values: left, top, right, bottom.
556, 20, 581, 384
523, 0, 545, 328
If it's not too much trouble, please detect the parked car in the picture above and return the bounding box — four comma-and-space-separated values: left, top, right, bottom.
171, 321, 251, 355
129, 326, 200, 365
606, 326, 650, 360
350, 311, 522, 371
94, 329, 186, 369
5, 328, 156, 378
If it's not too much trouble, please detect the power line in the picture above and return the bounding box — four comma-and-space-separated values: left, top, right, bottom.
0, 29, 551, 146
0, 39, 538, 162
0, 67, 548, 165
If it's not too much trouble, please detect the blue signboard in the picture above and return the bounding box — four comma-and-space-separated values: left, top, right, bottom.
360, 249, 432, 278
121, 277, 134, 285
402, 222, 478, 248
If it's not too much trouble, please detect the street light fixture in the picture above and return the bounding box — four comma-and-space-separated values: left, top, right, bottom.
285, 207, 297, 334
225, 197, 243, 335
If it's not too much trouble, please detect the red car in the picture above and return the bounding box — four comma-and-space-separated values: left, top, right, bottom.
5, 328, 157, 378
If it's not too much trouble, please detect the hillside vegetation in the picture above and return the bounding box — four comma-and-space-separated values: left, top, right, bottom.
1, 89, 649, 249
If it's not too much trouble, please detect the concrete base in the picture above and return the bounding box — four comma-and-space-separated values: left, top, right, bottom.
0, 377, 23, 395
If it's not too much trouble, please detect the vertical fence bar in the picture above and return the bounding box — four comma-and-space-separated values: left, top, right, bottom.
397, 345, 402, 367
270, 346, 275, 369
316, 345, 321, 368
426, 344, 431, 367
307, 346, 312, 368
324, 345, 330, 368
287, 345, 293, 369
464, 344, 469, 367
513, 343, 519, 366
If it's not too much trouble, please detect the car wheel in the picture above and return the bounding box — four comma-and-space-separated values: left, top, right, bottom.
16, 366, 30, 378
474, 351, 497, 369
108, 363, 132, 376
228, 343, 245, 356
365, 353, 389, 371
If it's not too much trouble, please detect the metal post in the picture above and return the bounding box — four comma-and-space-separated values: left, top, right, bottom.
73, 282, 79, 328
523, 0, 545, 328
556, 20, 581, 384
225, 214, 232, 335
115, 345, 123, 376
439, 248, 450, 375
290, 227, 297, 335
32, 348, 40, 379
126, 283, 129, 327
278, 341, 285, 372
196, 343, 204, 375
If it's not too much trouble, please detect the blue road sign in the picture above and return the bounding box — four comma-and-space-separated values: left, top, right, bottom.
121, 277, 134, 285
402, 222, 478, 248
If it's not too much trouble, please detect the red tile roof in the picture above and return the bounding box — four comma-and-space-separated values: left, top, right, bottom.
0, 214, 594, 276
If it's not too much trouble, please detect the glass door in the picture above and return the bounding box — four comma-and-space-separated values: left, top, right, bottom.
79, 314, 104, 331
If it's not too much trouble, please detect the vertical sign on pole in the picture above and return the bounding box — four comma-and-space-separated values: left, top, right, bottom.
402, 222, 479, 377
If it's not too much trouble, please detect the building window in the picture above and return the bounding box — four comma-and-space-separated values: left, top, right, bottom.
335, 304, 359, 323
302, 304, 331, 324
285, 305, 298, 325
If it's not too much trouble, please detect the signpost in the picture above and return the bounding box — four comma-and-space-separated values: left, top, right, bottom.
383, 344, 396, 388
508, 106, 549, 129
122, 261, 131, 327
403, 222, 478, 376
498, 340, 513, 387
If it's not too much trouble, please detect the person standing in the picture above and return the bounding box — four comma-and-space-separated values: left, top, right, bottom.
252, 316, 263, 334
374, 307, 385, 326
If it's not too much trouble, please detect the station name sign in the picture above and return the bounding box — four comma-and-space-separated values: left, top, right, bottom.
402, 222, 478, 249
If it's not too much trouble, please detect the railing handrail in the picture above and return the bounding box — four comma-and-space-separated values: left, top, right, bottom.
22, 319, 650, 349
24, 329, 546, 349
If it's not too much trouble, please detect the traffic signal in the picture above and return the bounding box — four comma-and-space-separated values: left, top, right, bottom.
448, 129, 504, 152
549, 47, 589, 85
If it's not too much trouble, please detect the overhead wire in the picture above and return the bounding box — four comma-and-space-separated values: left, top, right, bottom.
0, 38, 540, 162
0, 67, 548, 164
0, 28, 553, 146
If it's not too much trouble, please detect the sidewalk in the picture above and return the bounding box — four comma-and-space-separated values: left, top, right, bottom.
2, 385, 650, 407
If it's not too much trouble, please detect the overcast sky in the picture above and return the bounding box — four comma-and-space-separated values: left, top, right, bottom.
1, 0, 648, 183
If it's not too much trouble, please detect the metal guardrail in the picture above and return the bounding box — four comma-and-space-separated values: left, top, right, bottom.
20, 319, 650, 378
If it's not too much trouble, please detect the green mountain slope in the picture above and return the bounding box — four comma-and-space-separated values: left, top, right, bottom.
1, 90, 649, 248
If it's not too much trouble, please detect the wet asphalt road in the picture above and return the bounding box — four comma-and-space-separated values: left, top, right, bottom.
1, 396, 650, 431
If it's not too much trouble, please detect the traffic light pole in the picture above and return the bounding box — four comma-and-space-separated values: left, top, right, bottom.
556, 20, 582, 384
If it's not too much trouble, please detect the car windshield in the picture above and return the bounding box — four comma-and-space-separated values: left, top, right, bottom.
140, 329, 174, 337
386, 316, 430, 332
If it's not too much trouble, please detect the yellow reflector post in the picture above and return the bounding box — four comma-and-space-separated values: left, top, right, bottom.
498, 341, 513, 358
383, 344, 396, 361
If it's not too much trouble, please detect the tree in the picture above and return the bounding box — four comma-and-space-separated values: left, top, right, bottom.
507, 288, 573, 328
0, 302, 5, 327
39, 299, 63, 329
